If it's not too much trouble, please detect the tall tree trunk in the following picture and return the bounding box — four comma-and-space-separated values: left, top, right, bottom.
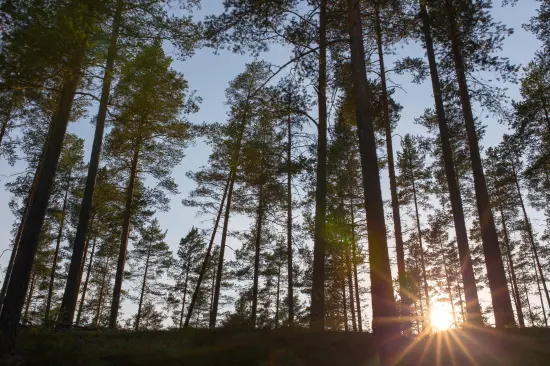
499, 207, 525, 327
342, 280, 348, 332
251, 181, 264, 328
275, 265, 281, 328
418, 0, 482, 325
513, 169, 550, 312
76, 237, 96, 326
346, 1, 399, 361
0, 39, 88, 353
523, 281, 535, 326
210, 256, 217, 314
443, 0, 515, 327
59, 0, 123, 327
185, 179, 229, 326
210, 109, 248, 328
455, 269, 466, 323
93, 258, 109, 328
375, 3, 410, 328
78, 215, 95, 280
135, 241, 152, 331
210, 173, 237, 328
178, 265, 190, 329
439, 236, 457, 326
23, 272, 37, 322
286, 97, 294, 326
0, 166, 40, 312
109, 140, 141, 328
346, 245, 357, 331
533, 253, 548, 326
410, 164, 431, 327
45, 173, 71, 322
310, 0, 327, 331
350, 200, 362, 332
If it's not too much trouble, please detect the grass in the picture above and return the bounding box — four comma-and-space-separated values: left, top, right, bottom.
6, 327, 550, 365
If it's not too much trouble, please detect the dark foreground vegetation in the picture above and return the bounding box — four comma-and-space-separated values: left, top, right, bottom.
6, 328, 550, 366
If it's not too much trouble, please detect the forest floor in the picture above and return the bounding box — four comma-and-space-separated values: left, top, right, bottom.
5, 326, 550, 365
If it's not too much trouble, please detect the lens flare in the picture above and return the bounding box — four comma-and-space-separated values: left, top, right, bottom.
430, 303, 454, 331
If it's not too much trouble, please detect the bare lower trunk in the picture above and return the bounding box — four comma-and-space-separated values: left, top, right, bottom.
419, 0, 482, 325
59, 0, 123, 327
178, 266, 190, 329
523, 281, 535, 326
342, 280, 348, 332
210, 173, 237, 328
439, 237, 457, 326
346, 246, 357, 331
251, 181, 264, 328
135, 241, 152, 331
286, 100, 294, 326
350, 201, 362, 332
533, 254, 548, 326
110, 140, 140, 328
93, 260, 109, 328
185, 178, 229, 326
375, 3, 410, 328
310, 0, 327, 331
76, 237, 96, 326
443, 0, 514, 327
23, 272, 37, 322
410, 165, 431, 327
499, 208, 525, 327
275, 265, 280, 328
45, 174, 71, 322
514, 170, 550, 313
346, 1, 399, 361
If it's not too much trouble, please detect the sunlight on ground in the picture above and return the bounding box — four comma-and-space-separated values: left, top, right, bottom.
430, 303, 454, 331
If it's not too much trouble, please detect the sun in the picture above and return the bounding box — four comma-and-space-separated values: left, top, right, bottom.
430, 303, 454, 331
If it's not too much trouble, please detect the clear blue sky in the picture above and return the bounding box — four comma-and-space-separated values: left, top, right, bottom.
0, 0, 542, 323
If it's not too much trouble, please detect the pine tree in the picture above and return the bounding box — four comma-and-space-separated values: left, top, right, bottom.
130, 219, 172, 331
171, 227, 205, 328
105, 43, 195, 328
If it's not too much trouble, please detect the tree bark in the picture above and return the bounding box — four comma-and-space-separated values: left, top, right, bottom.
76, 237, 96, 326
418, 0, 482, 325
374, 3, 410, 328
439, 236, 457, 326
342, 280, 348, 332
93, 258, 109, 328
275, 265, 281, 328
59, 0, 123, 327
499, 207, 525, 327
185, 179, 229, 326
533, 253, 548, 326
78, 215, 95, 280
350, 201, 362, 332
0, 164, 40, 312
286, 95, 294, 326
210, 172, 237, 328
251, 181, 264, 328
409, 161, 431, 327
513, 169, 550, 313
443, 0, 515, 327
524, 281, 535, 326
178, 265, 190, 329
135, 240, 152, 331
0, 39, 88, 354
346, 1, 399, 361
45, 173, 71, 322
346, 245, 357, 331
23, 272, 36, 322
109, 139, 141, 328
310, 0, 327, 331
